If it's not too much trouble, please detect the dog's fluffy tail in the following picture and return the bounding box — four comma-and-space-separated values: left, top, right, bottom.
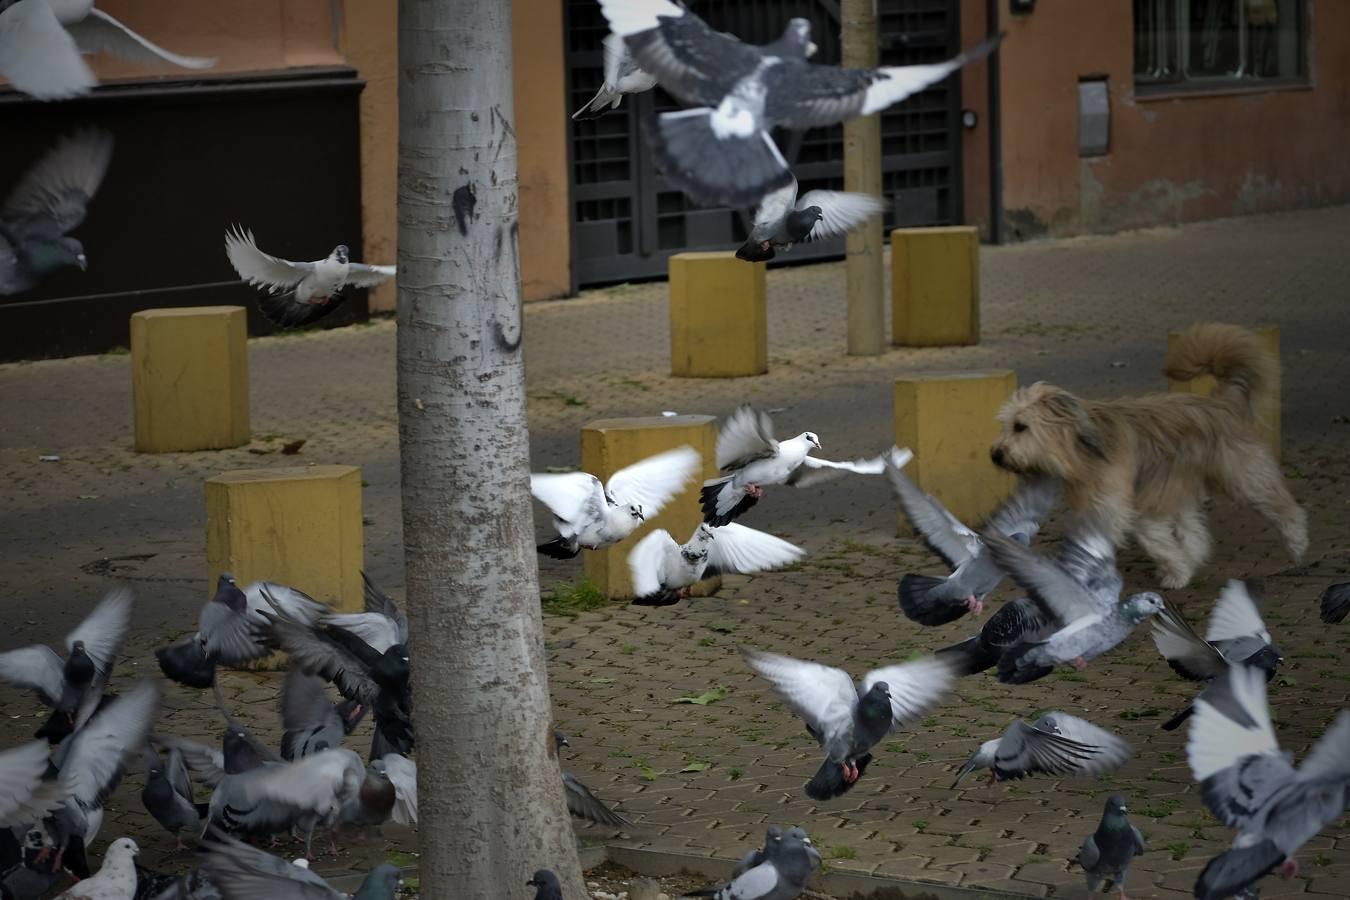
1163, 323, 1276, 420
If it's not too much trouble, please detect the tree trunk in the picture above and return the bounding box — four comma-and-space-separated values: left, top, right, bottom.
396, 2, 586, 897
842, 0, 885, 356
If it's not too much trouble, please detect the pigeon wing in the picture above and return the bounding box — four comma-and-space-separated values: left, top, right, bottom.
530, 472, 605, 524
606, 445, 701, 516
66, 587, 133, 678
200, 832, 339, 900
262, 613, 380, 706
67, 8, 216, 71
717, 406, 779, 471
252, 582, 329, 626
361, 573, 408, 640
318, 613, 401, 655
885, 455, 977, 568
981, 476, 1059, 542
280, 670, 339, 736
786, 450, 890, 488
164, 746, 194, 803
982, 529, 1110, 623
562, 770, 628, 827
995, 719, 1097, 778
601, 30, 630, 89
1036, 713, 1134, 774
628, 529, 678, 599
1295, 709, 1350, 785
795, 190, 885, 242
241, 748, 363, 818
0, 0, 94, 100
750, 177, 799, 237
861, 655, 953, 731
1151, 606, 1227, 681
343, 263, 396, 289
1205, 579, 1271, 644
0, 740, 65, 827
60, 680, 160, 812
1188, 665, 1289, 827
151, 735, 225, 789
199, 597, 270, 666
704, 523, 804, 577
382, 754, 418, 826
0, 645, 66, 705
224, 226, 313, 293
739, 647, 858, 750
2, 128, 113, 235
716, 861, 779, 900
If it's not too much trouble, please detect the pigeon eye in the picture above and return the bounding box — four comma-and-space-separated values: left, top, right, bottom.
1013, 422, 1028, 433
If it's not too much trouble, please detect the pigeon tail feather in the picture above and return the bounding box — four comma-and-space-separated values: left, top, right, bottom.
155, 638, 216, 689
1194, 839, 1285, 900
699, 481, 758, 527
646, 110, 793, 208
537, 537, 581, 560
934, 636, 998, 676
571, 90, 619, 120
804, 754, 872, 801
898, 574, 966, 626
631, 590, 681, 607
735, 240, 775, 263
1159, 705, 1193, 731
996, 644, 1053, 685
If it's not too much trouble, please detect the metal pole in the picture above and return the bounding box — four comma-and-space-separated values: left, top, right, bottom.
842, 0, 885, 355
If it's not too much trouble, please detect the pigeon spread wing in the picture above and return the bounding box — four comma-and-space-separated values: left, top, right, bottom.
361, 573, 407, 638
983, 530, 1113, 624
0, 740, 66, 827
562, 771, 628, 827
60, 680, 160, 812
530, 472, 606, 524
628, 529, 679, 599
198, 597, 270, 666
318, 612, 401, 655
716, 407, 779, 471
1034, 713, 1133, 774
242, 748, 363, 819
163, 747, 194, 804
751, 177, 799, 234
262, 614, 381, 706
794, 190, 885, 241
151, 735, 225, 789
704, 523, 804, 576
66, 587, 133, 677
0, 645, 66, 705
1151, 606, 1227, 681
200, 832, 340, 900
67, 9, 215, 70
740, 647, 858, 749
995, 719, 1098, 778
786, 450, 891, 488
886, 457, 978, 568
606, 445, 701, 515
860, 656, 953, 730
982, 476, 1059, 543
1187, 665, 1288, 828
343, 263, 396, 289
224, 227, 314, 293
0, 0, 95, 100
2, 128, 113, 235
1205, 580, 1271, 644
381, 754, 418, 826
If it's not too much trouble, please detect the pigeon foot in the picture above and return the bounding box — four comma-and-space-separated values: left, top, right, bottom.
1280, 858, 1298, 879
842, 761, 860, 784
965, 596, 983, 616
677, 586, 694, 599
1071, 656, 1089, 672
175, 838, 188, 851
986, 769, 997, 786
745, 483, 764, 499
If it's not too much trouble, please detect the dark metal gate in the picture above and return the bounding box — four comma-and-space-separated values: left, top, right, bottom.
564, 0, 965, 287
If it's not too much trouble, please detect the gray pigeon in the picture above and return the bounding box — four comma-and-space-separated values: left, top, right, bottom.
740, 647, 951, 800
1151, 579, 1281, 731
887, 457, 1058, 626
0, 586, 132, 743
140, 746, 207, 849
527, 870, 563, 900
732, 826, 783, 877
952, 712, 1132, 788
735, 174, 884, 263
0, 129, 113, 294
554, 732, 629, 828
1320, 581, 1350, 624
934, 596, 1055, 676
53, 836, 139, 900
279, 669, 367, 761
1187, 664, 1350, 899
689, 826, 821, 900
982, 528, 1165, 684
1077, 795, 1145, 900
337, 758, 397, 838
598, 0, 1001, 206
627, 522, 804, 606
201, 832, 399, 900
0, 0, 213, 100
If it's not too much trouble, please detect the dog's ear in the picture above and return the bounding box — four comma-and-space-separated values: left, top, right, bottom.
1045, 393, 1107, 460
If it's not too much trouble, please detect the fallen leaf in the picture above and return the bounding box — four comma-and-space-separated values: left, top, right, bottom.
674, 686, 727, 706
679, 760, 711, 773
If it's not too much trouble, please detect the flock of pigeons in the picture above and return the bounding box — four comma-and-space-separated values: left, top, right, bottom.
531, 403, 1350, 900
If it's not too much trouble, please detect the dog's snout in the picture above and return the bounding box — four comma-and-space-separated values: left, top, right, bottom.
990, 446, 1005, 466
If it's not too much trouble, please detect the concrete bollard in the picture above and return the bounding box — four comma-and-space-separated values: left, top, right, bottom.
205, 465, 364, 614
891, 226, 980, 347
669, 252, 767, 378
1168, 324, 1280, 459
131, 306, 250, 453
580, 415, 718, 599
894, 369, 1016, 527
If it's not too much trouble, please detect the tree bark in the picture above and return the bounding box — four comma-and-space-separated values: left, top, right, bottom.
396, 2, 585, 897
842, 0, 886, 356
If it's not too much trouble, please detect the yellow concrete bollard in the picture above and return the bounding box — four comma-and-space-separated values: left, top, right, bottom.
580, 415, 718, 599
205, 465, 364, 614
894, 369, 1017, 528
1168, 324, 1280, 459
131, 306, 250, 453
891, 226, 980, 347
669, 252, 767, 378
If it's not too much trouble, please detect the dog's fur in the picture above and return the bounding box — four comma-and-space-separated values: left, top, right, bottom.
989, 323, 1306, 588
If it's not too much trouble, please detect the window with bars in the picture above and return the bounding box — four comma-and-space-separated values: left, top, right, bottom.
1133, 0, 1306, 91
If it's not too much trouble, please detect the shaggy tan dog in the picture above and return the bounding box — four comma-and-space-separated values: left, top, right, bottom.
989, 323, 1306, 588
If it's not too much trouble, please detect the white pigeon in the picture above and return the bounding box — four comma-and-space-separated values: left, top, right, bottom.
532, 445, 701, 558
736, 175, 885, 262
700, 405, 908, 526
627, 522, 804, 605
55, 836, 138, 900
223, 226, 396, 328
382, 752, 418, 826
571, 32, 658, 120
0, 0, 215, 101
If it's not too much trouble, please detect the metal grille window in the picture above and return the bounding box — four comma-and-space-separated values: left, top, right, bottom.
1134, 0, 1306, 91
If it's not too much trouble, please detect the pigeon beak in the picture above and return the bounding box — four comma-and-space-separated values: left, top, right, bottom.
76, 254, 88, 271
636, 510, 646, 521
1119, 805, 1127, 813
806, 40, 819, 58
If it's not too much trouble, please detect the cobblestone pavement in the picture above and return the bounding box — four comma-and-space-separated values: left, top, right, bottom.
1, 206, 1349, 896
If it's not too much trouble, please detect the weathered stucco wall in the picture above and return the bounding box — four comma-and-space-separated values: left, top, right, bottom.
996, 0, 1350, 239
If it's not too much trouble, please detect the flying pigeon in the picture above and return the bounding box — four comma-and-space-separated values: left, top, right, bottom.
201, 832, 400, 900
223, 226, 396, 328
887, 456, 1058, 625
700, 406, 905, 526
0, 741, 69, 828
1320, 581, 1350, 624
596, 0, 1002, 206
740, 646, 952, 800
0, 586, 132, 743
140, 746, 207, 849
627, 521, 804, 606
0, 129, 113, 295
735, 174, 885, 263
571, 32, 659, 120
279, 669, 367, 761
952, 712, 1133, 788
554, 732, 628, 828
1077, 795, 1145, 900
0, 0, 214, 101
1187, 664, 1350, 899
531, 445, 701, 558
1150, 579, 1281, 731
934, 596, 1054, 677
527, 870, 563, 900
53, 836, 138, 900
981, 528, 1165, 684
688, 826, 821, 900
